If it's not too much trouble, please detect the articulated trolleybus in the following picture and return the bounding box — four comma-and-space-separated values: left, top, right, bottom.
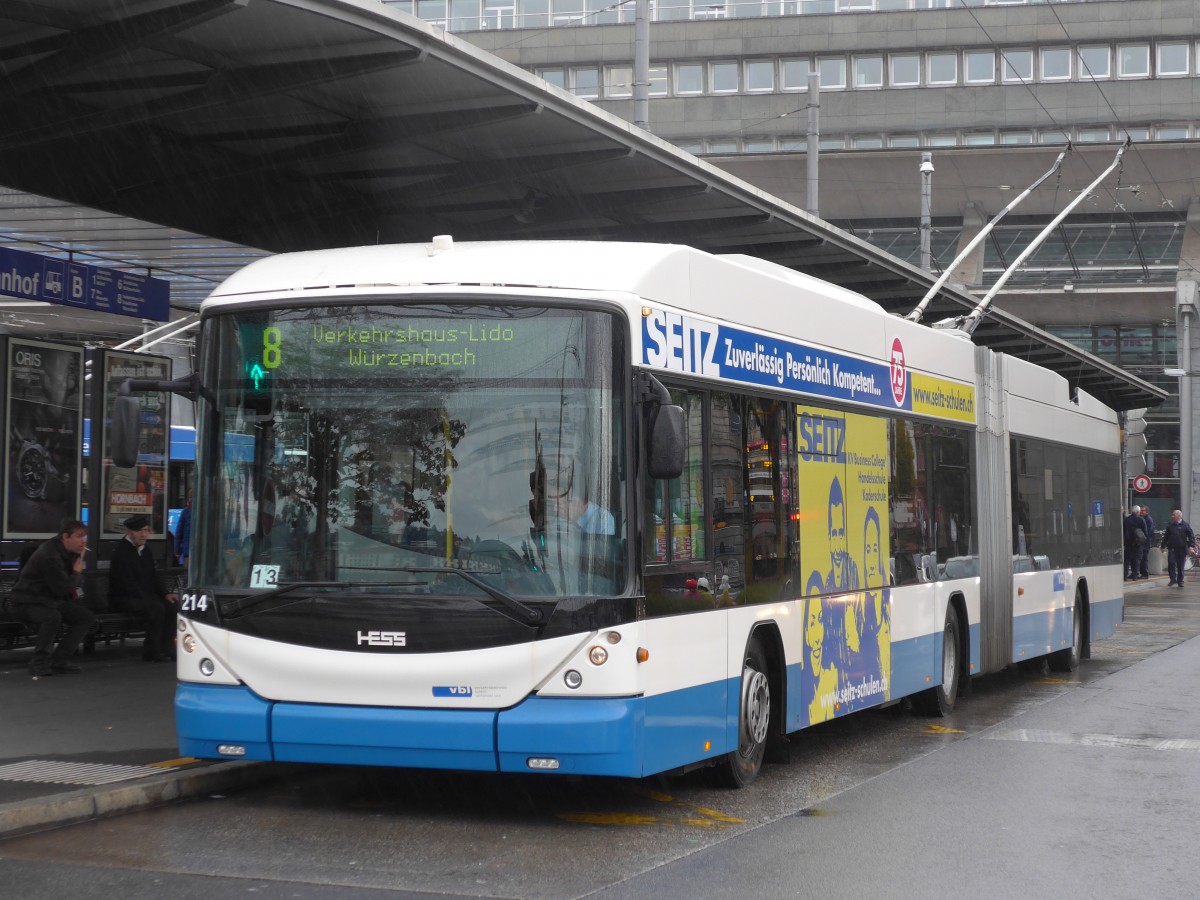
148, 238, 1121, 786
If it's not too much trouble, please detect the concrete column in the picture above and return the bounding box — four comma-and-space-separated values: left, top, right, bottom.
952, 202, 988, 287
1176, 198, 1200, 519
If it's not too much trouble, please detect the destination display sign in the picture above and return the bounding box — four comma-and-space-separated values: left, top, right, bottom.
238, 309, 594, 385
0, 245, 169, 321
641, 307, 975, 425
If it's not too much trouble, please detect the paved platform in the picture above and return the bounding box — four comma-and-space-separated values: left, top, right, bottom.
0, 573, 1188, 839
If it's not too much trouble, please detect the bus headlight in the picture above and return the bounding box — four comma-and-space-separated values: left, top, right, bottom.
588, 645, 608, 666
181, 634, 197, 654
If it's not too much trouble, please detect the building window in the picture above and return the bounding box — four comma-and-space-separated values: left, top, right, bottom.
538, 67, 566, 89
649, 66, 668, 97
605, 66, 632, 98
677, 142, 704, 154
1041, 47, 1071, 81
1077, 46, 1110, 80
1118, 44, 1150, 78
890, 54, 920, 87
1078, 127, 1111, 142
1120, 127, 1151, 141
780, 138, 807, 151
675, 63, 704, 95
745, 60, 775, 92
711, 61, 739, 93
853, 136, 883, 149
927, 52, 958, 85
965, 50, 995, 84
1040, 130, 1070, 144
819, 137, 846, 150
1156, 126, 1190, 140
744, 139, 776, 152
1157, 42, 1190, 77
1002, 132, 1033, 145
781, 59, 810, 91
571, 66, 599, 98
1002, 49, 1033, 83
927, 134, 957, 147
817, 57, 847, 89
854, 56, 884, 88
707, 140, 737, 154
964, 132, 996, 146
890, 135, 920, 148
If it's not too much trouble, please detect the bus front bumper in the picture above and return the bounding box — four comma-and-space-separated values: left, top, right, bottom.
176, 682, 645, 777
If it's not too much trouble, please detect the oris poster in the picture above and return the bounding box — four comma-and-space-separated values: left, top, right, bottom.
101, 351, 170, 538
3, 338, 84, 539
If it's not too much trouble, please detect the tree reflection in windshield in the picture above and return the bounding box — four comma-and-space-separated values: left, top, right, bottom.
196, 304, 626, 599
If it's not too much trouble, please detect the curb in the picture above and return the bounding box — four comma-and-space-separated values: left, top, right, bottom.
0, 760, 301, 840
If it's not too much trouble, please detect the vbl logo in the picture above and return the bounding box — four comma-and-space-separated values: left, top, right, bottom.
433, 686, 474, 697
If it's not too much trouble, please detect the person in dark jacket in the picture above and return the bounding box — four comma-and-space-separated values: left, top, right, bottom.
1160, 509, 1196, 588
1123, 508, 1148, 580
1139, 506, 1155, 579
108, 515, 178, 661
11, 519, 95, 677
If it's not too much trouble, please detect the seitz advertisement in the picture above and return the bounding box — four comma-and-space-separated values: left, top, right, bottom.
3, 338, 84, 538
101, 351, 170, 538
796, 404, 892, 728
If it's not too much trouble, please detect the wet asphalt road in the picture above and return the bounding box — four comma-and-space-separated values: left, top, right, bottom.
2, 582, 1198, 900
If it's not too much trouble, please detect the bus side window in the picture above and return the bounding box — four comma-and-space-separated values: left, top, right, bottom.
643, 390, 705, 566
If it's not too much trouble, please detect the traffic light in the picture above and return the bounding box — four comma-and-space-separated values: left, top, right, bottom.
1124, 408, 1148, 476
529, 460, 547, 545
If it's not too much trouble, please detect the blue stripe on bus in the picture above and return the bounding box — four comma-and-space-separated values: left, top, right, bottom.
176, 682, 274, 761
1011, 594, 1122, 663
1090, 595, 1123, 641
888, 631, 939, 700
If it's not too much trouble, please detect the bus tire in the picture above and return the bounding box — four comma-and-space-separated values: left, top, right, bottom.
913, 605, 960, 717
1048, 591, 1083, 673
714, 639, 771, 788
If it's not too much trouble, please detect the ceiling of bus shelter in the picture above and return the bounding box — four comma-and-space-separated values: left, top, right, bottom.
0, 0, 1165, 410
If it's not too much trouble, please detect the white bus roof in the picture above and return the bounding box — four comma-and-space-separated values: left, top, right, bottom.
204, 239, 888, 319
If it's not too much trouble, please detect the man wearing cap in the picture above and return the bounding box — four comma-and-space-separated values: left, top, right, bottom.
11, 519, 96, 677
108, 515, 178, 662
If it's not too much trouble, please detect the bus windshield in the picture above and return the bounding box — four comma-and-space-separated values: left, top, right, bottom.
192, 302, 626, 601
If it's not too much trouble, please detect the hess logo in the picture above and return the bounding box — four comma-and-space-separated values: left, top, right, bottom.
15, 351, 42, 367
357, 630, 406, 647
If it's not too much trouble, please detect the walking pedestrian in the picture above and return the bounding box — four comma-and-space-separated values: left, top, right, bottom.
1124, 507, 1148, 581
1160, 509, 1196, 588
1139, 505, 1155, 579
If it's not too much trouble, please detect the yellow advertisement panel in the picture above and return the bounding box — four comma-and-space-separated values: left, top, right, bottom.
797, 405, 891, 726
910, 372, 976, 424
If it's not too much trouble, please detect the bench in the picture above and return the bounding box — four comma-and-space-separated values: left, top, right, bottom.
0, 565, 185, 654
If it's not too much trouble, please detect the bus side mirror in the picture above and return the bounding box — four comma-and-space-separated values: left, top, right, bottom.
648, 404, 685, 480
111, 395, 142, 469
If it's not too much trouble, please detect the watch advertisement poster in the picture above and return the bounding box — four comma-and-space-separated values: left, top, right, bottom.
101, 351, 170, 538
3, 338, 84, 539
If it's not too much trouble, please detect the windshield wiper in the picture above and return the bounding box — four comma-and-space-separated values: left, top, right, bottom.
219, 581, 423, 617
221, 569, 543, 626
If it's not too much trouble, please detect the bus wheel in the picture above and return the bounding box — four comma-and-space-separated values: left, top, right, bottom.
1048, 591, 1083, 673
714, 639, 771, 788
913, 605, 960, 717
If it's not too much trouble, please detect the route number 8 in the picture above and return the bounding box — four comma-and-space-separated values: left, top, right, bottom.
263, 326, 282, 369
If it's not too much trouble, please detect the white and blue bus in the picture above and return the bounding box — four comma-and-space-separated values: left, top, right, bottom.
151, 239, 1123, 786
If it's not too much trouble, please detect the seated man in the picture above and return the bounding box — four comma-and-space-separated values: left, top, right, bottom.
11, 519, 96, 677
108, 515, 178, 662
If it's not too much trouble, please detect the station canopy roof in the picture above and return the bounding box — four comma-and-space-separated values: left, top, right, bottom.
0, 0, 1164, 410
